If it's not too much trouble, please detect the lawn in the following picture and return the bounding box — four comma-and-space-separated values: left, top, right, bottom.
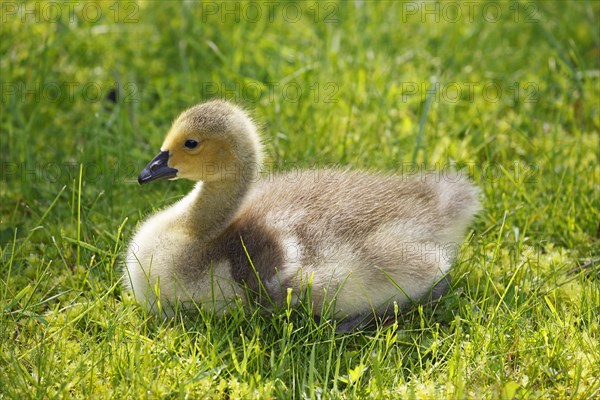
1, 1, 599, 398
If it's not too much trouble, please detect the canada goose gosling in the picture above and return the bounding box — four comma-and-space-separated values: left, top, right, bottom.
124, 100, 480, 330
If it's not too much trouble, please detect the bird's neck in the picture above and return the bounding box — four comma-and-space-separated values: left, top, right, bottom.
180, 177, 249, 240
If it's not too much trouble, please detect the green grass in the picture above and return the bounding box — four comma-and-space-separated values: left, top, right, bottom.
1, 0, 599, 398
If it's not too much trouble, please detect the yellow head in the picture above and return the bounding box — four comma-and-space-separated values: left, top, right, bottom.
138, 100, 263, 185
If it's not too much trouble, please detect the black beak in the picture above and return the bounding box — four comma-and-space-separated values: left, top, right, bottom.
138, 151, 178, 184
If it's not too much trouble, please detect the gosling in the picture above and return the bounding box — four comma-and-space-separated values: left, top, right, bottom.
124, 100, 480, 331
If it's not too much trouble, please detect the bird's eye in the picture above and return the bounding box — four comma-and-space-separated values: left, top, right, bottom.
184, 139, 199, 149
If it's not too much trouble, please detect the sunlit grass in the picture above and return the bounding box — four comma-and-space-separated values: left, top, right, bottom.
1, 1, 599, 398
